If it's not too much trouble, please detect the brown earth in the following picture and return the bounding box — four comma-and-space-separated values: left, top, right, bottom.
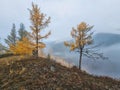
0, 56, 120, 90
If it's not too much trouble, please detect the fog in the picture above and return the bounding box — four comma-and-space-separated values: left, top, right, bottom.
46, 41, 120, 79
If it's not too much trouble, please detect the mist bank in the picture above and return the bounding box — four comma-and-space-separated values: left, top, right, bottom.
44, 33, 120, 79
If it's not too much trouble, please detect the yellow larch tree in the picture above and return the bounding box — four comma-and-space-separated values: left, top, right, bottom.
29, 3, 51, 58
10, 37, 34, 55
64, 22, 106, 70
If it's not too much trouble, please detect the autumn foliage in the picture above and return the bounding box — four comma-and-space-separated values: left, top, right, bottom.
64, 22, 93, 69
10, 38, 34, 55
29, 3, 51, 57
64, 22, 93, 50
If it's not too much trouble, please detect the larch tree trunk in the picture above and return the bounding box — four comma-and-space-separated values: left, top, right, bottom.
79, 48, 83, 70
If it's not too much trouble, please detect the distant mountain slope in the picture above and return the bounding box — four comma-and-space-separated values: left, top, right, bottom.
93, 33, 120, 47
45, 41, 69, 56
46, 33, 120, 54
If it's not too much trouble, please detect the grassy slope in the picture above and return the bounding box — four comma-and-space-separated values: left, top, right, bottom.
0, 56, 120, 90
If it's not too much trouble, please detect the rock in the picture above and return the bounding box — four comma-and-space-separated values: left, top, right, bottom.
50, 65, 55, 72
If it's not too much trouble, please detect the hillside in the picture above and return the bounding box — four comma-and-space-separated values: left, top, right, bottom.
0, 56, 120, 90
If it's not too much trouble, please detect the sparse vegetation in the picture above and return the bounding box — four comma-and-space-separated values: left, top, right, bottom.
0, 56, 120, 90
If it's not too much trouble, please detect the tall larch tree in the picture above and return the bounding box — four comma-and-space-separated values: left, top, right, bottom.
29, 3, 51, 58
64, 22, 106, 70
5, 24, 17, 46
18, 23, 28, 41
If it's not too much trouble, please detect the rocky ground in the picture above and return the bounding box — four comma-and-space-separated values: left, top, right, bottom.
0, 56, 120, 90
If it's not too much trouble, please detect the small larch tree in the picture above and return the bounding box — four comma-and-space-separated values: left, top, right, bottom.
64, 22, 106, 70
5, 24, 17, 46
10, 37, 34, 55
29, 3, 51, 58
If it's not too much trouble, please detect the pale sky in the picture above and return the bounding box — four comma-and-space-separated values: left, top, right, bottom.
0, 0, 120, 42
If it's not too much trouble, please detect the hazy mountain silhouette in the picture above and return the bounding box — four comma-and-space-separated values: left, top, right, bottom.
93, 33, 120, 47
47, 33, 120, 53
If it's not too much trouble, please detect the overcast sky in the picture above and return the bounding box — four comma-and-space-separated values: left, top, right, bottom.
0, 0, 120, 42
